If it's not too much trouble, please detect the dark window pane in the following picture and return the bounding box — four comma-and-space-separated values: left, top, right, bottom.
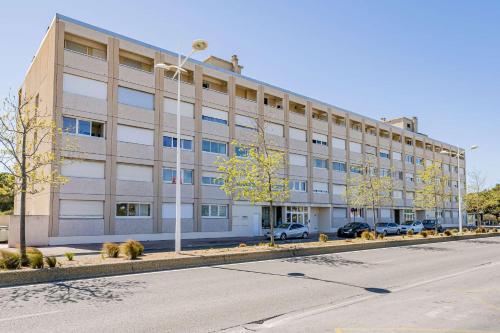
91, 122, 103, 137
78, 120, 91, 136
62, 117, 76, 134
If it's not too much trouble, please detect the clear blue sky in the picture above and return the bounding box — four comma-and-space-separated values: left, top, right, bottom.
1, 0, 498, 187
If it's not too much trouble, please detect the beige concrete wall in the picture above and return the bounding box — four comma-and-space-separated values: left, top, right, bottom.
8, 216, 50, 247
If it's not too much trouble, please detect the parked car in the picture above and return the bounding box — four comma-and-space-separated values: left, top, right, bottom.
266, 223, 309, 240
399, 220, 424, 234
422, 219, 443, 232
375, 222, 401, 236
337, 222, 371, 238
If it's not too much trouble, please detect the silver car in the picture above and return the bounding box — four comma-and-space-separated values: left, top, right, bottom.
266, 223, 309, 240
375, 222, 400, 235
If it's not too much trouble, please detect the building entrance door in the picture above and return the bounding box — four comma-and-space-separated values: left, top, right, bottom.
262, 206, 283, 228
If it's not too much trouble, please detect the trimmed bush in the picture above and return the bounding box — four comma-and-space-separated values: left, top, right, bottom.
490, 228, 498, 233
0, 250, 21, 270
121, 240, 143, 260
26, 247, 42, 255
102, 243, 120, 258
28, 252, 44, 269
238, 243, 247, 247
360, 230, 375, 240
426, 230, 435, 236
451, 229, 459, 234
64, 252, 75, 261
319, 233, 329, 242
463, 228, 469, 233
44, 256, 58, 268
407, 229, 414, 236
476, 227, 487, 234
377, 233, 385, 240
444, 229, 452, 236
421, 230, 428, 238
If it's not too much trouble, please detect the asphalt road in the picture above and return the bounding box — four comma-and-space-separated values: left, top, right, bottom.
0, 237, 499, 333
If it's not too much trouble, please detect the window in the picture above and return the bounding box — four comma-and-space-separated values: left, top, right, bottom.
63, 73, 107, 100
405, 137, 413, 146
380, 149, 390, 159
393, 152, 402, 161
313, 158, 328, 169
117, 164, 153, 182
289, 180, 307, 192
201, 204, 228, 218
59, 200, 104, 219
365, 145, 376, 155
64, 35, 106, 60
61, 159, 105, 179
162, 168, 193, 184
349, 142, 362, 153
406, 192, 414, 200
332, 137, 346, 150
202, 139, 227, 155
235, 146, 249, 157
393, 190, 403, 199
405, 154, 414, 164
119, 51, 153, 72
380, 168, 391, 177
235, 114, 256, 130
116, 203, 151, 217
333, 207, 347, 218
118, 86, 154, 110
164, 98, 194, 118
289, 127, 307, 141
202, 175, 224, 186
313, 182, 329, 193
332, 184, 346, 196
332, 161, 347, 172
393, 170, 403, 180
289, 154, 307, 167
202, 106, 228, 125
265, 122, 284, 137
416, 157, 424, 166
117, 125, 154, 145
162, 203, 193, 219
350, 164, 363, 174
62, 116, 104, 138
163, 135, 193, 150
425, 159, 433, 167
405, 173, 414, 183
312, 133, 328, 146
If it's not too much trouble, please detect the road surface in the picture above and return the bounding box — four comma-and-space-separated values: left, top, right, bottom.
0, 236, 499, 333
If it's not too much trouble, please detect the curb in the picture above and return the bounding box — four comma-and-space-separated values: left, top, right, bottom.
1, 233, 498, 288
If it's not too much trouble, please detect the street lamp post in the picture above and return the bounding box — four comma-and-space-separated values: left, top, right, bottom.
155, 40, 208, 253
441, 145, 478, 234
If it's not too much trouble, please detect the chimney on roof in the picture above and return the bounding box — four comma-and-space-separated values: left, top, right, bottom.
231, 55, 240, 74
412, 116, 418, 133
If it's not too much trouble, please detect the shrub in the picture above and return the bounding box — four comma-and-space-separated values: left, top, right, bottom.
426, 230, 435, 236
476, 227, 487, 234
102, 242, 120, 258
28, 252, 44, 269
238, 243, 247, 247
121, 240, 143, 260
360, 230, 375, 240
126, 240, 144, 256
451, 229, 459, 234
377, 233, 385, 240
44, 256, 58, 268
463, 228, 469, 233
490, 228, 498, 233
421, 230, 428, 238
257, 242, 268, 247
26, 247, 42, 255
319, 233, 329, 242
407, 229, 414, 236
0, 250, 21, 270
64, 252, 75, 261
444, 229, 452, 236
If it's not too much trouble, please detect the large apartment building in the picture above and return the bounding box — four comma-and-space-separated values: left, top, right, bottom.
13, 14, 467, 246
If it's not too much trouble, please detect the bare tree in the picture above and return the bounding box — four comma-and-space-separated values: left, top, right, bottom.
466, 169, 487, 226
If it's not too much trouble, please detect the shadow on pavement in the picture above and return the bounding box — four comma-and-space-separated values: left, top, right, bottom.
282, 255, 370, 267
404, 245, 451, 252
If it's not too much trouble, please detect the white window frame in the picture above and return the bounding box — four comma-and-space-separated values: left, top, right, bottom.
115, 202, 152, 218
201, 204, 228, 218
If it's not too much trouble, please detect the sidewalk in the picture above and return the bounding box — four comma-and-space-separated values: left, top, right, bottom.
2, 233, 339, 257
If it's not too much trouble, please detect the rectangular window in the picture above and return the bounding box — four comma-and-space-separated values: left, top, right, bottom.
313, 158, 328, 169
235, 114, 256, 130
61, 159, 105, 179
349, 142, 362, 153
64, 37, 106, 60
118, 86, 154, 110
116, 203, 151, 217
164, 98, 194, 118
332, 137, 346, 150
380, 168, 391, 177
289, 154, 307, 167
62, 116, 104, 138
162, 203, 194, 219
63, 73, 107, 100
333, 207, 347, 218
406, 192, 414, 200
202, 106, 228, 125
379, 149, 390, 159
405, 173, 414, 183
332, 184, 346, 196
289, 180, 307, 192
163, 135, 193, 151
201, 174, 224, 186
393, 170, 403, 180
393, 190, 403, 199
393, 152, 402, 161
117, 164, 153, 182
289, 127, 307, 141
416, 157, 424, 166
59, 200, 104, 219
201, 204, 228, 218
365, 145, 376, 155
265, 122, 284, 137
235, 146, 249, 157
119, 51, 153, 72
425, 159, 433, 167
312, 133, 328, 146
117, 125, 154, 145
202, 139, 227, 155
350, 164, 363, 174
162, 168, 193, 184
405, 155, 414, 164
332, 161, 347, 172
313, 182, 329, 193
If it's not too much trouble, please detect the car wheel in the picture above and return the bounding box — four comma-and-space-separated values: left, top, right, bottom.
280, 233, 287, 241
302, 232, 309, 239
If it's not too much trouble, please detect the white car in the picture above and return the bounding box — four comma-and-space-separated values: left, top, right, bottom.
375, 222, 401, 235
399, 220, 424, 234
266, 223, 309, 240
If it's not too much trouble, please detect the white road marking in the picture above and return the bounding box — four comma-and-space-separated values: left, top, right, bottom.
0, 310, 62, 322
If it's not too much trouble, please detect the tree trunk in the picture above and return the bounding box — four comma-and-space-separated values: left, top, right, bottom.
20, 133, 27, 265
269, 201, 275, 246
372, 203, 377, 238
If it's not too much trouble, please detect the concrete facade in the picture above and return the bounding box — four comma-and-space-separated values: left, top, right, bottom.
15, 14, 467, 245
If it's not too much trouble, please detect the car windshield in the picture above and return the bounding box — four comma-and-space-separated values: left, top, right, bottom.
423, 220, 435, 224
277, 223, 290, 229
403, 221, 414, 225
344, 223, 360, 228
376, 223, 388, 227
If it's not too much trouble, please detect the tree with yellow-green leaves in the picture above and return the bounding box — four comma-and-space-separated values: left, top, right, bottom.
0, 93, 71, 263
215, 124, 289, 246
414, 162, 451, 232
344, 160, 393, 237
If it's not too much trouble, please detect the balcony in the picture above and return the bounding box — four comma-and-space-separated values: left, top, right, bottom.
349, 120, 363, 141
202, 75, 229, 108
289, 101, 306, 125
118, 50, 155, 87
312, 109, 328, 131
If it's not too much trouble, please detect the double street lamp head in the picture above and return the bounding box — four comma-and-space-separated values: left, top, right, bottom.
192, 39, 208, 51
154, 39, 208, 72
